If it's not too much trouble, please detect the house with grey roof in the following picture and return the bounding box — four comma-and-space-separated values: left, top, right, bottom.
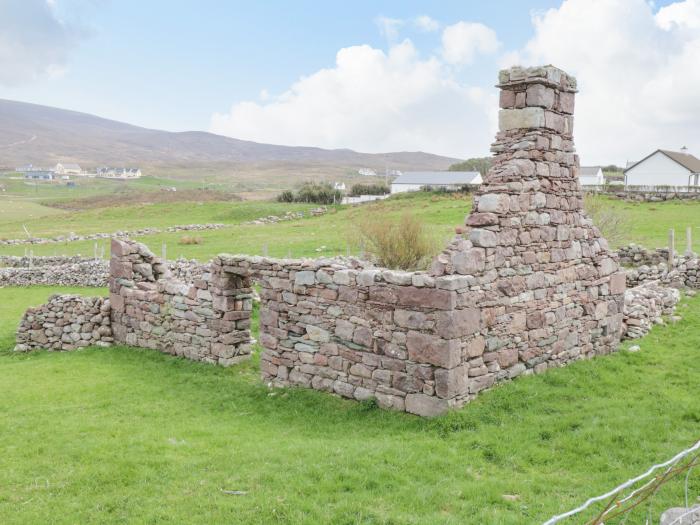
624, 149, 700, 187
55, 163, 82, 175
390, 171, 482, 194
579, 166, 604, 186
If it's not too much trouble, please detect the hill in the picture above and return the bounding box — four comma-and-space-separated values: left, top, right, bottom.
0, 99, 460, 182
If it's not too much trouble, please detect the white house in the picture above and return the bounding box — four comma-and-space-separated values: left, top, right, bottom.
390, 171, 482, 194
55, 163, 82, 175
579, 166, 604, 186
96, 167, 142, 178
624, 149, 700, 188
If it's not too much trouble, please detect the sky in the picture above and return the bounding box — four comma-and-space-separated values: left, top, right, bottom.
0, 0, 697, 165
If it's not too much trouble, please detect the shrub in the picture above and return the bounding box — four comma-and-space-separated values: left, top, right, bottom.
357, 213, 439, 271
276, 183, 342, 204
178, 236, 203, 245
584, 194, 628, 245
349, 183, 389, 196
277, 190, 294, 203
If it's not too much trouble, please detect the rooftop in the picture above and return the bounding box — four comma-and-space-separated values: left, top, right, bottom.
392, 171, 481, 185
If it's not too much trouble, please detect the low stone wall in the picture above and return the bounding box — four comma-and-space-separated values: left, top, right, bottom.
15, 294, 112, 351
0, 223, 226, 246
109, 240, 252, 365
0, 258, 109, 287
622, 283, 680, 339
0, 255, 207, 288
617, 244, 670, 266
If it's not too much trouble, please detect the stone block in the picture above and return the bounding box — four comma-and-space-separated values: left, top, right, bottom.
436, 309, 480, 339
470, 228, 498, 247
396, 286, 456, 310
478, 193, 510, 214
405, 394, 449, 417
499, 107, 545, 131
406, 331, 461, 368
434, 365, 468, 398
452, 248, 485, 274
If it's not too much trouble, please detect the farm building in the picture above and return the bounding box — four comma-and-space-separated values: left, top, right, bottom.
24, 170, 54, 180
624, 149, 700, 188
579, 166, 604, 186
55, 163, 82, 175
96, 167, 142, 178
390, 171, 482, 194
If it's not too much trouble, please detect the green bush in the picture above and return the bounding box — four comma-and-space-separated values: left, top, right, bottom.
349, 183, 389, 196
277, 183, 342, 205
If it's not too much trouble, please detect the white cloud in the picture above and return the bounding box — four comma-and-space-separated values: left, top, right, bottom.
512, 0, 700, 164
0, 0, 81, 86
210, 39, 495, 158
375, 16, 404, 42
414, 15, 440, 32
441, 21, 500, 65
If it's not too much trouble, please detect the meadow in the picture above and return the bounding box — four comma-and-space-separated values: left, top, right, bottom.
0, 285, 698, 523
1, 176, 700, 523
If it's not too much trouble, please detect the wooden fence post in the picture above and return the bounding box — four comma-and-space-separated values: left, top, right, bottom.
686, 226, 693, 257
668, 228, 675, 267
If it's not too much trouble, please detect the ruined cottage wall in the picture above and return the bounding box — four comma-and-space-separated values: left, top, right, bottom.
109, 239, 253, 365
217, 255, 478, 415
15, 294, 112, 351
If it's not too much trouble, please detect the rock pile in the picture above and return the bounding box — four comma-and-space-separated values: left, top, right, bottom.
15, 294, 112, 351
622, 282, 680, 339
0, 223, 226, 246
617, 244, 669, 266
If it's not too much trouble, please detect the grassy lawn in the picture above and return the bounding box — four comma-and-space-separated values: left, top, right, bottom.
0, 286, 698, 523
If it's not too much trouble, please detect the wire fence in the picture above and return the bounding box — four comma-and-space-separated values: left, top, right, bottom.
544, 440, 700, 524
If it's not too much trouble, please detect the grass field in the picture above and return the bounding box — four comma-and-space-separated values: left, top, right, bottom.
0, 286, 698, 523
2, 191, 700, 262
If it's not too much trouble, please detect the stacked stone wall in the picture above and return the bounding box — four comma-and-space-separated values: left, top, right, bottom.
0, 257, 108, 287
15, 294, 112, 351
109, 239, 253, 365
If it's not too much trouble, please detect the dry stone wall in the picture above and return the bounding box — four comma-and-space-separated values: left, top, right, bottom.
15, 294, 112, 351
0, 257, 108, 287
109, 239, 253, 365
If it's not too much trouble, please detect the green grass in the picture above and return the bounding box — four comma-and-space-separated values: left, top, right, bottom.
2, 192, 700, 261
0, 285, 699, 523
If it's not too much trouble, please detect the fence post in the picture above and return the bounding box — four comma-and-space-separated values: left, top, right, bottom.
686, 226, 693, 257
263, 243, 268, 257
162, 242, 167, 261
94, 242, 98, 260
668, 228, 675, 267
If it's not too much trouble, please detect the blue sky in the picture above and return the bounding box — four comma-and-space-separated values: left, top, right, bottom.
0, 0, 696, 163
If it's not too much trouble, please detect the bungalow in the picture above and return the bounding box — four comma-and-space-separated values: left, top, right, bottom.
579, 166, 604, 186
24, 169, 54, 180
624, 149, 700, 188
390, 171, 482, 194
55, 163, 82, 175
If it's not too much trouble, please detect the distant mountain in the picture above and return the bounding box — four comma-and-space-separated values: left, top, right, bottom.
0, 99, 460, 173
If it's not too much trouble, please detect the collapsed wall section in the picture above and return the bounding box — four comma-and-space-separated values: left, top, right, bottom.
108, 239, 253, 365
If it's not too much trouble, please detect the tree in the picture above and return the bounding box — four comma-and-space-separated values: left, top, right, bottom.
448, 157, 492, 176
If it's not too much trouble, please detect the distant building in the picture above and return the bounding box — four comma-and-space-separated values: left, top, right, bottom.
579, 166, 604, 186
24, 170, 54, 180
390, 171, 482, 194
624, 149, 700, 187
55, 163, 82, 175
358, 168, 376, 177
334, 182, 346, 191
96, 167, 142, 178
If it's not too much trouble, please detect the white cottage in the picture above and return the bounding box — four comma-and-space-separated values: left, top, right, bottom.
579, 166, 604, 186
624, 149, 700, 188
390, 171, 482, 194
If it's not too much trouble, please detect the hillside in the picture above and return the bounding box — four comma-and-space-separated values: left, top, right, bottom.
0, 99, 460, 177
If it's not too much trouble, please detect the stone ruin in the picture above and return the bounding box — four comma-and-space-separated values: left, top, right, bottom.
15, 65, 634, 416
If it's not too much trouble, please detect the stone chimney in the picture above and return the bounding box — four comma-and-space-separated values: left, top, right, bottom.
432, 65, 626, 375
